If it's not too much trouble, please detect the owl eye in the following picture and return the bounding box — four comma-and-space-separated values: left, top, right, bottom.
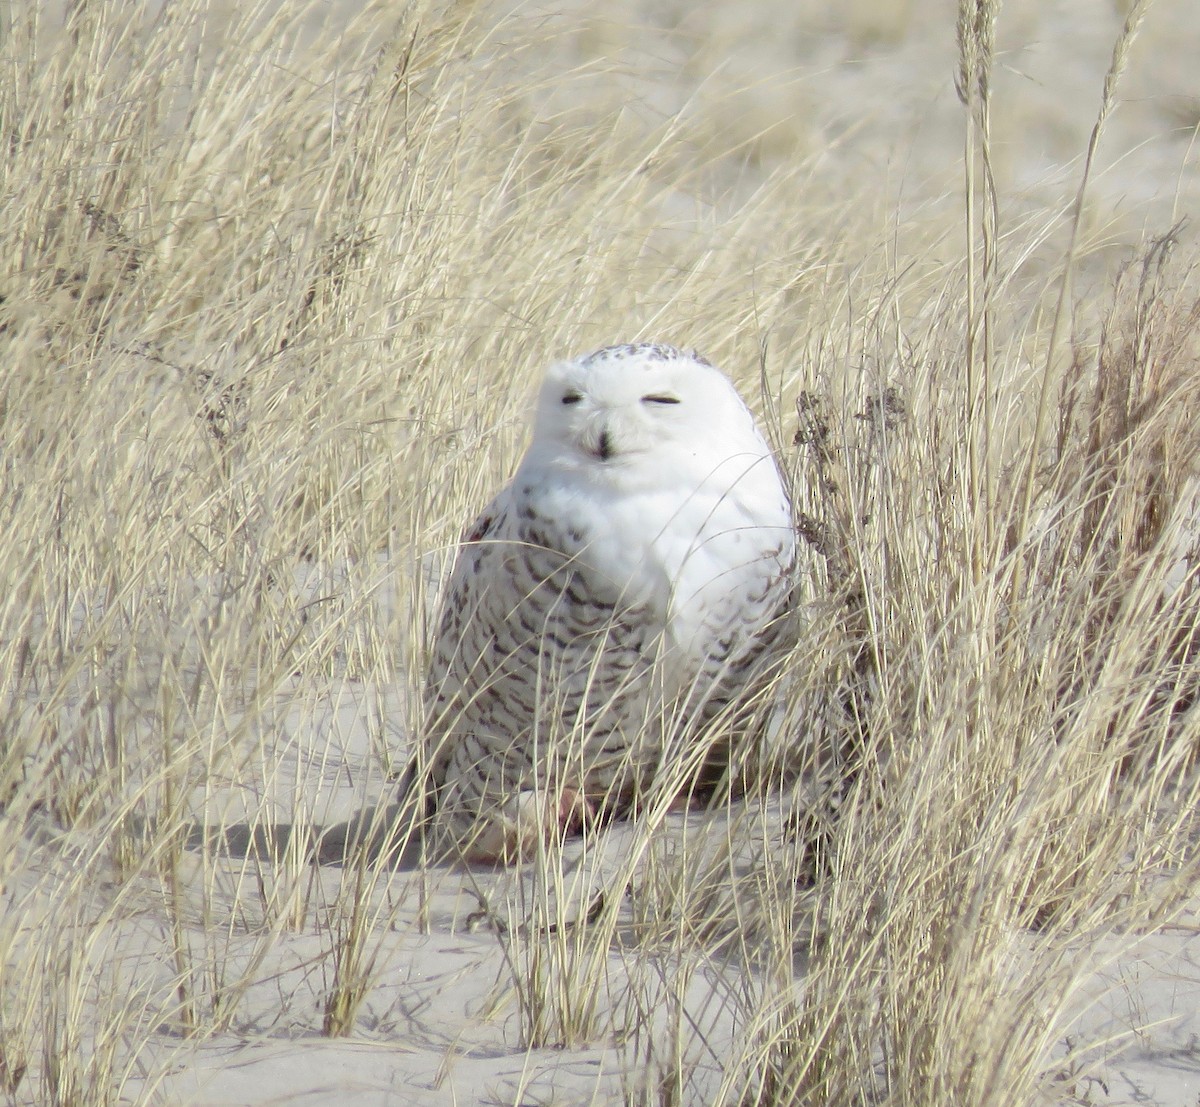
641, 394, 681, 405
561, 392, 582, 406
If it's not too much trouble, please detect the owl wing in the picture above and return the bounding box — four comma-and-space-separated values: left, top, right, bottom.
395, 495, 514, 822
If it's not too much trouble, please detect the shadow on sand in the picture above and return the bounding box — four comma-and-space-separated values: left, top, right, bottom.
183, 801, 431, 871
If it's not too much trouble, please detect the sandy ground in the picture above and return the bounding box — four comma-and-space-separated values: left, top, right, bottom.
86, 660, 779, 1106
86, 666, 1200, 1107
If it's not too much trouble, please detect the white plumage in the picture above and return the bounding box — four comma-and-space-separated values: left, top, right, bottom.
414, 342, 795, 862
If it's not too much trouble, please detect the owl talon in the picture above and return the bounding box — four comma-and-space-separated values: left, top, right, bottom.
457, 787, 595, 864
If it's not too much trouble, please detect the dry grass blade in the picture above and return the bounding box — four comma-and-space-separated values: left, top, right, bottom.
1013, 0, 1157, 562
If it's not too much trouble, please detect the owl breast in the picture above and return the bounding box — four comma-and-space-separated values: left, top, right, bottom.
520, 457, 793, 688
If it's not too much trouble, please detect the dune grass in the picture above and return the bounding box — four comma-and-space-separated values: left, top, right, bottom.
1, 0, 1198, 1104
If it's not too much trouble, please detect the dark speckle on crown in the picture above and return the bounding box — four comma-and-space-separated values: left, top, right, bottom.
581, 342, 713, 369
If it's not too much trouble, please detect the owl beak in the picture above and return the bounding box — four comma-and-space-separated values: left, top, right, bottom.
582, 422, 614, 461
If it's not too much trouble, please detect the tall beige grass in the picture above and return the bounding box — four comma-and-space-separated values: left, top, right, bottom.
1, 1, 1197, 1105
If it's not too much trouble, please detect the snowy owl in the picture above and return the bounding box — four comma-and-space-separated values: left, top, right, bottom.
410, 342, 796, 863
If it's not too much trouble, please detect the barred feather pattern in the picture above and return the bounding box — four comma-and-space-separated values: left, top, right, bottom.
412, 342, 797, 862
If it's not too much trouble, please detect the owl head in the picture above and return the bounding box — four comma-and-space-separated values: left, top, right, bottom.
526, 343, 774, 487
